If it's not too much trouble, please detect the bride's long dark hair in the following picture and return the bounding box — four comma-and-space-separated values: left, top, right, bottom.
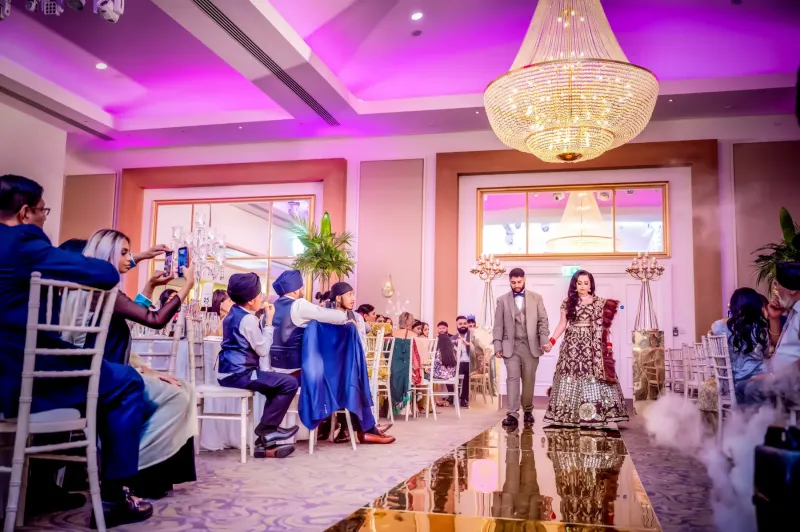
566, 270, 596, 322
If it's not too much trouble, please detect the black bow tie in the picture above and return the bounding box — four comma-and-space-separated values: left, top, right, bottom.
513, 292, 524, 298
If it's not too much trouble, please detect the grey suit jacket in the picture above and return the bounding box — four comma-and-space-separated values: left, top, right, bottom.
492, 290, 550, 358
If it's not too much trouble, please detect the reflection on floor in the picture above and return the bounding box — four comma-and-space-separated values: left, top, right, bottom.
327, 410, 660, 531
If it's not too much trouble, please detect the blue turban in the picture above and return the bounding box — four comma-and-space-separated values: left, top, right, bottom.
273, 270, 304, 296
228, 273, 262, 304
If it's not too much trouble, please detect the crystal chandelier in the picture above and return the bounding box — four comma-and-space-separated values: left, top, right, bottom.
172, 212, 227, 284
484, 0, 659, 163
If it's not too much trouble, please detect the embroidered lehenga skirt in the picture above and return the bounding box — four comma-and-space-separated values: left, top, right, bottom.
543, 299, 629, 428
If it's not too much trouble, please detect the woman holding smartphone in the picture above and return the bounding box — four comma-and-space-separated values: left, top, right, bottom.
62, 229, 197, 500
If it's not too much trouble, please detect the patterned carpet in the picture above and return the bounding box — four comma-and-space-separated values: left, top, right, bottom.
15, 399, 718, 532
21, 404, 506, 531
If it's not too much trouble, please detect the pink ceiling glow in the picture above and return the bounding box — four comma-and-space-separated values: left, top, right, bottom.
271, 0, 800, 101
15, 0, 279, 118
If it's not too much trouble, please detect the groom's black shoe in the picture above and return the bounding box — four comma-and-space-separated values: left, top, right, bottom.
524, 411, 535, 425
501, 414, 519, 427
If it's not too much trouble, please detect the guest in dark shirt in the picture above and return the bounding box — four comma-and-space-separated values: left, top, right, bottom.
0, 174, 152, 526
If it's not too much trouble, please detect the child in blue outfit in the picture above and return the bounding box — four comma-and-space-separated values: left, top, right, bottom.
217, 272, 298, 458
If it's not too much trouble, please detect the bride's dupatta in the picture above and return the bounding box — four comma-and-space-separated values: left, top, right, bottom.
600, 298, 620, 384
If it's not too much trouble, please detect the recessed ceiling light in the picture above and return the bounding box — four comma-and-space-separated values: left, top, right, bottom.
476, 111, 479, 114
95, 62, 108, 70
411, 12, 423, 21
357, 99, 363, 102
668, 98, 673, 102
238, 126, 243, 129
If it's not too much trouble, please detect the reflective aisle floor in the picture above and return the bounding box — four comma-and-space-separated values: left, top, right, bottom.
326, 410, 660, 531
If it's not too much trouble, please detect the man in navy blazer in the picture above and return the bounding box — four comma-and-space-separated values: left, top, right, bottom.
0, 175, 153, 526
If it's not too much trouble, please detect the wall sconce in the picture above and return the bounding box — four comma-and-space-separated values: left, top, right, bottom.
381, 274, 395, 298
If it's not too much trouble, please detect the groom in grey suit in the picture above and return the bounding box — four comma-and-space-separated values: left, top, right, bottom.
493, 268, 551, 427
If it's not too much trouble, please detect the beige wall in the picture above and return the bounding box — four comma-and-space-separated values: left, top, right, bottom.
733, 141, 800, 291
60, 174, 116, 243
357, 159, 424, 322
0, 101, 67, 242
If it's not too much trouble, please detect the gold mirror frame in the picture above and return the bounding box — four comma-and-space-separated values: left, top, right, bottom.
476, 181, 670, 259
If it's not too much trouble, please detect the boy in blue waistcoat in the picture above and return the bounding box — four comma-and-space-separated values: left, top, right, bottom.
217, 273, 299, 458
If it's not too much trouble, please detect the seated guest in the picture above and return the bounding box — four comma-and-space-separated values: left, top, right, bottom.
433, 334, 458, 406
269, 270, 350, 376
421, 322, 430, 338
0, 175, 151, 526
326, 282, 394, 443
467, 316, 477, 329
331, 282, 367, 346
212, 289, 233, 320
450, 316, 474, 408
710, 288, 771, 403
393, 312, 416, 339
375, 315, 386, 324
385, 316, 394, 327
437, 321, 449, 335
315, 290, 331, 307
357, 303, 377, 325
62, 230, 197, 498
412, 320, 424, 337
743, 262, 800, 406
218, 273, 299, 457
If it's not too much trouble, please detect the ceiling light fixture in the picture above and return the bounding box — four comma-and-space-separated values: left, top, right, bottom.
484, 0, 658, 163
411, 12, 423, 21
95, 62, 108, 70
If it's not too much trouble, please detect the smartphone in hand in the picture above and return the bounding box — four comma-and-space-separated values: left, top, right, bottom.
163, 250, 174, 277
177, 247, 188, 278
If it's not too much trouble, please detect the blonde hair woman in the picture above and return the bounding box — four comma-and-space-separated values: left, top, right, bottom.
64, 229, 197, 498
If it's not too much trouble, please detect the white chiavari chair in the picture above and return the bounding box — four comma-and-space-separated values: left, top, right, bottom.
666, 348, 685, 395
424, 339, 462, 421
470, 349, 492, 404
1, 274, 117, 532
187, 316, 255, 463
128, 308, 185, 376
696, 338, 712, 382
683, 343, 702, 402
706, 334, 737, 441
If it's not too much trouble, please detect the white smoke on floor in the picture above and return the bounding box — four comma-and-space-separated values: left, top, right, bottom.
643, 395, 776, 532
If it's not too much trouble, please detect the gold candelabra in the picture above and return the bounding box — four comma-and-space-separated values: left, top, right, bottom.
470, 254, 506, 327
625, 252, 664, 330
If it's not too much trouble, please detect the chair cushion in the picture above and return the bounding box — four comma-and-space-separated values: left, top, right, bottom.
0, 408, 81, 424
195, 383, 254, 398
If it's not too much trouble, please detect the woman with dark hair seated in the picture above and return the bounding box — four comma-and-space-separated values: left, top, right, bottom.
710, 287, 771, 402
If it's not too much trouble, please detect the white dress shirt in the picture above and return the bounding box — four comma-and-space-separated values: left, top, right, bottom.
514, 291, 525, 311
456, 334, 470, 363
288, 297, 348, 327
773, 301, 800, 373
239, 311, 273, 359
267, 297, 349, 374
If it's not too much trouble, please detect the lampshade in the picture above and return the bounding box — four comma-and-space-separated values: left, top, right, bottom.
484, 0, 659, 163
546, 191, 612, 252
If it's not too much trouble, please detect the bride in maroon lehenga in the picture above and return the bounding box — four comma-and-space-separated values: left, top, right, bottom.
543, 270, 629, 428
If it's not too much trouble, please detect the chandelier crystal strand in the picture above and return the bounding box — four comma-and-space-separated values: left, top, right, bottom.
484, 0, 658, 163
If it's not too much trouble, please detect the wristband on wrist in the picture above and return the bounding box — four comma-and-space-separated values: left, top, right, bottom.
549, 337, 556, 346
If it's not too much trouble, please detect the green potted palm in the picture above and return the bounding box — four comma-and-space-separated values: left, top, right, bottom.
753, 207, 800, 288
290, 211, 355, 292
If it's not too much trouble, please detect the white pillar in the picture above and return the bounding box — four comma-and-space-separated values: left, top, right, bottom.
420, 154, 437, 323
